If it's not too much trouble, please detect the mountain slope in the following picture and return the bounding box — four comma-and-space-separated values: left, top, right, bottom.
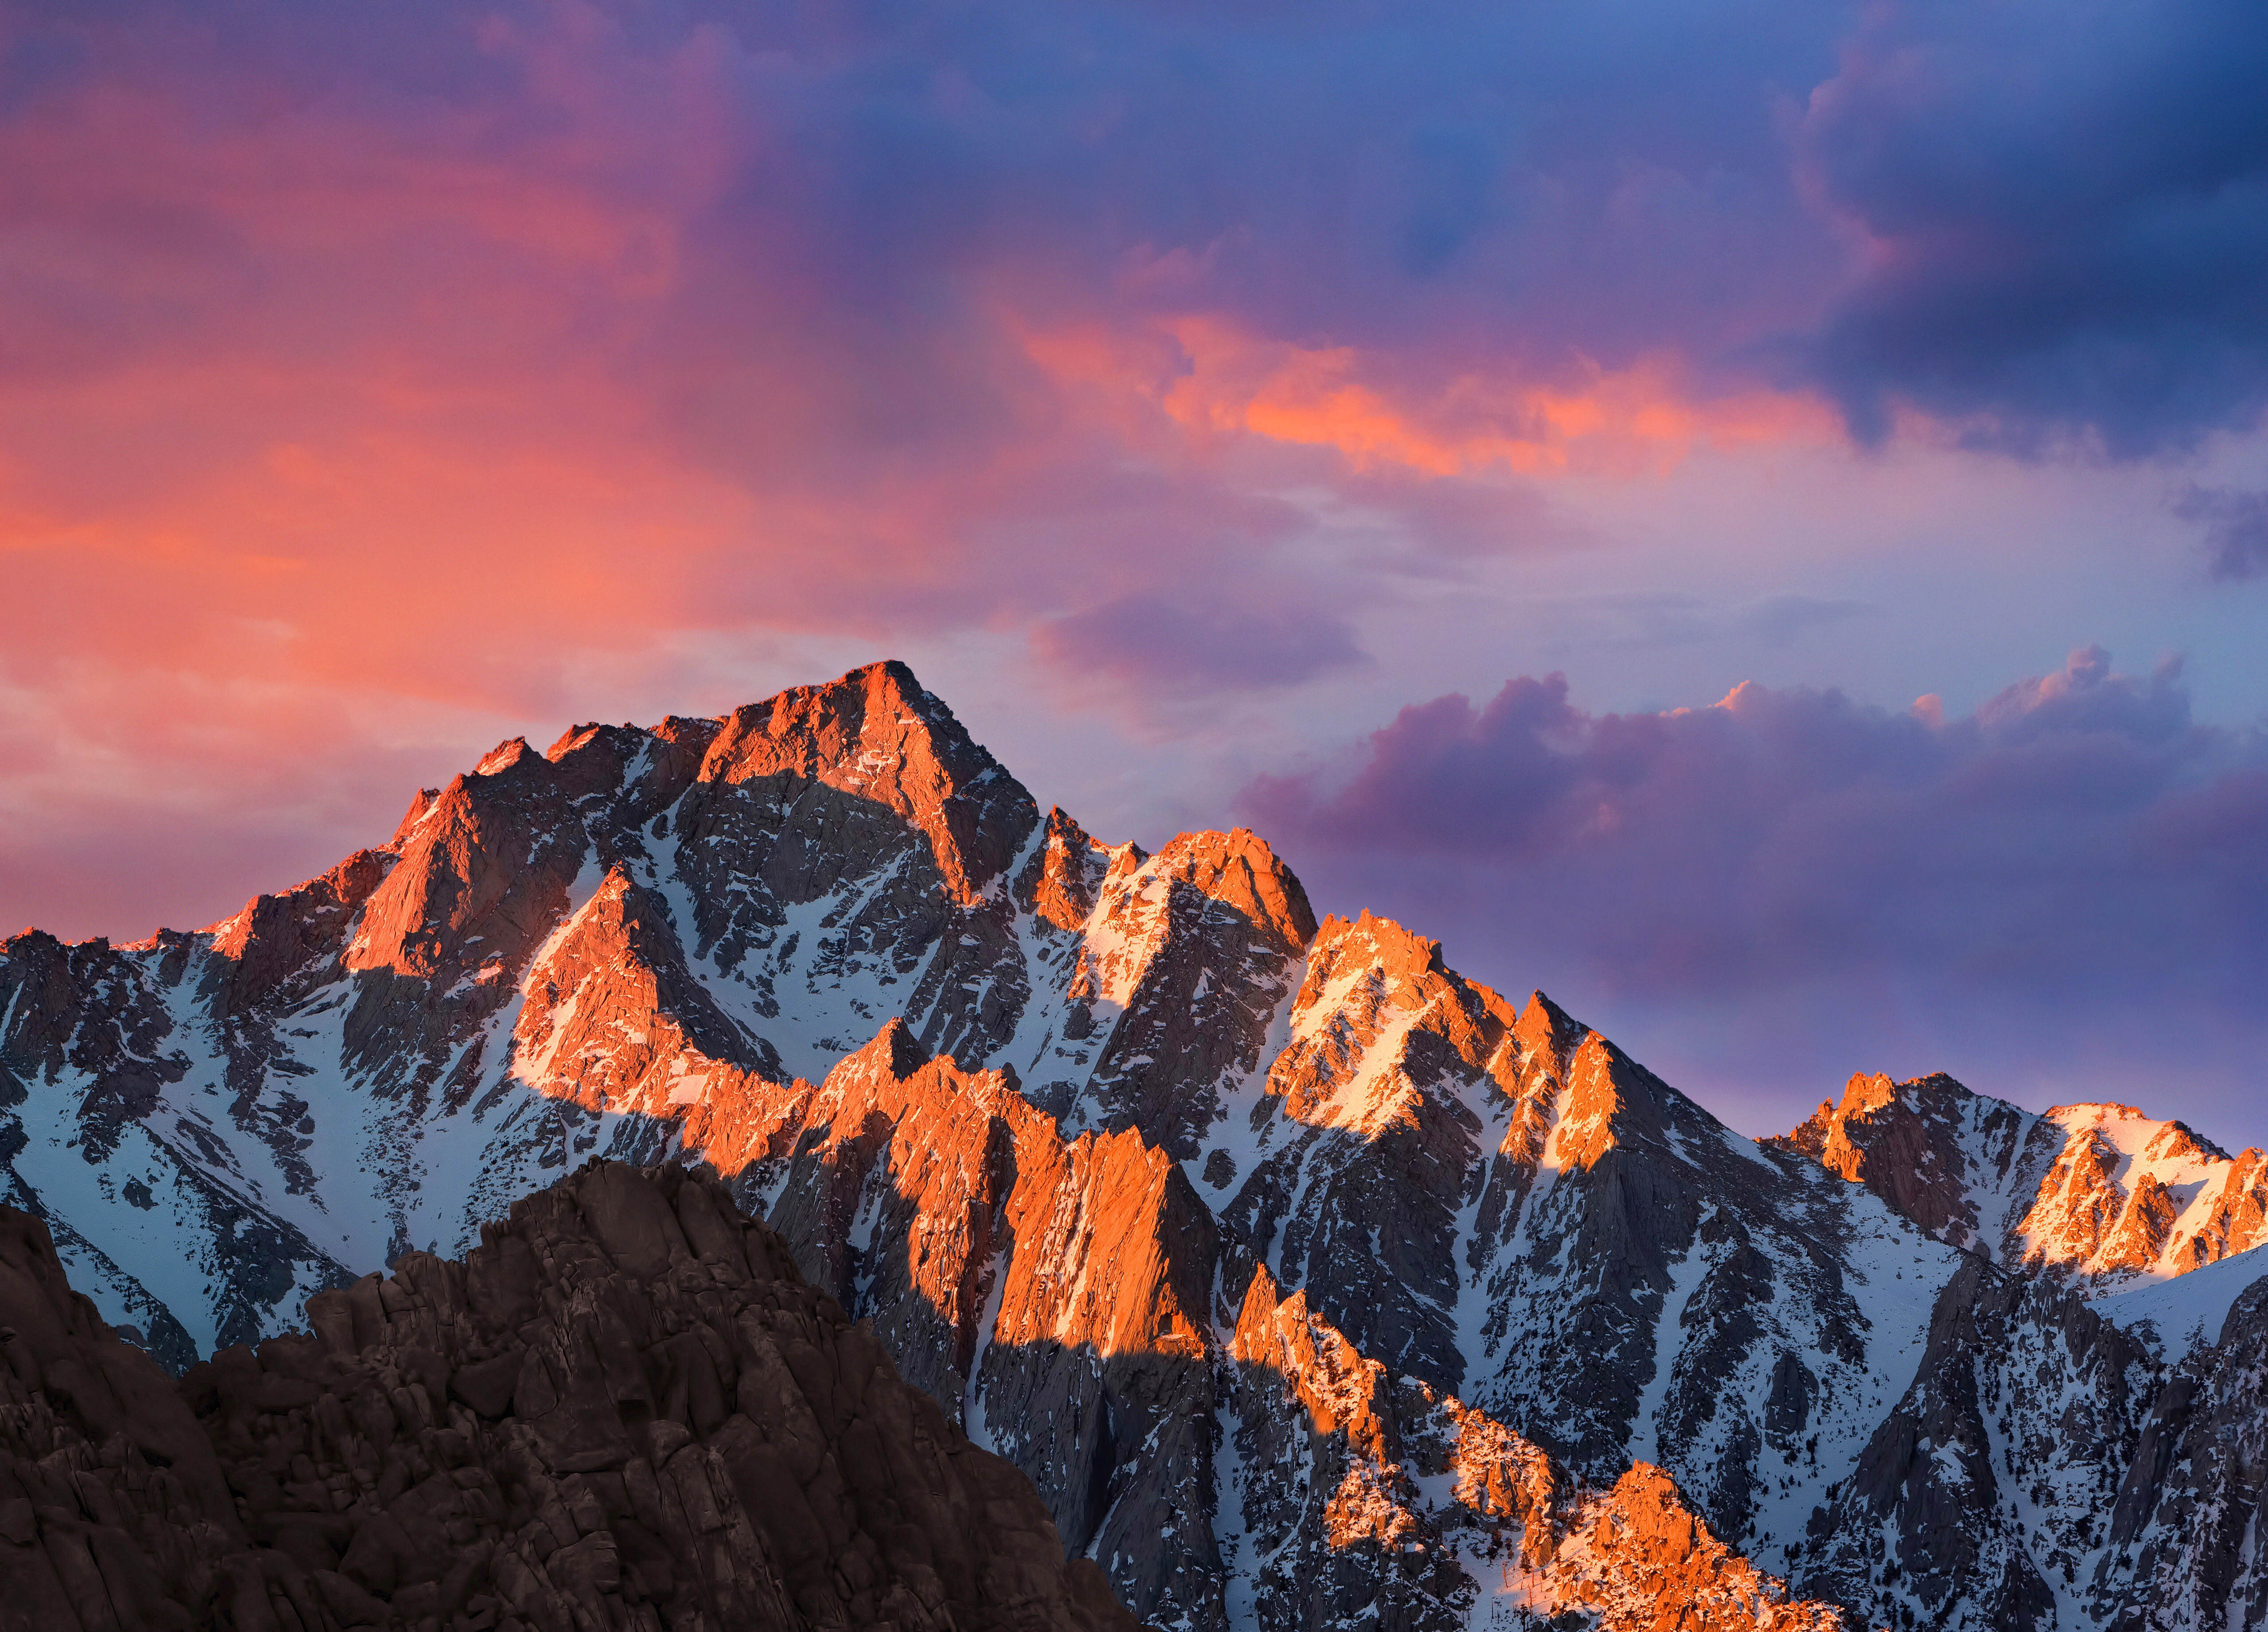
5, 658, 2263, 1631
1218, 1263, 1851, 1631
1797, 1250, 2268, 1630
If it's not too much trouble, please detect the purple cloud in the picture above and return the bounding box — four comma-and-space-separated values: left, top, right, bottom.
1032, 594, 1366, 694
2175, 486, 2268, 581
1243, 649, 2268, 1137
1794, 0, 2268, 450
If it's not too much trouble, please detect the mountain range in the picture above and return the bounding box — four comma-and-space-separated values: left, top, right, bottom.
4, 660, 2264, 1631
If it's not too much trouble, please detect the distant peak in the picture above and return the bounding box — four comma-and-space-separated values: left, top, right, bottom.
389, 787, 443, 845
862, 656, 929, 697
693, 661, 1038, 902
2047, 1102, 2233, 1164
1837, 1071, 1900, 1118
2051, 1100, 2151, 1125
543, 721, 627, 761
1820, 1069, 1991, 1128
731, 659, 938, 731
1149, 828, 1317, 952
474, 737, 535, 777
845, 1016, 933, 1083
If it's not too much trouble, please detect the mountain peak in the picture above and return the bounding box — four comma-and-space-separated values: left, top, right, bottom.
16, 658, 2262, 1632
1835, 1069, 1900, 1118
1765, 1067, 2035, 1249
841, 1014, 934, 1085
1311, 909, 1442, 976
2047, 1101, 2234, 1165
695, 660, 1037, 903
1515, 988, 1584, 1068
1158, 828, 1317, 954
472, 735, 536, 776
1015, 805, 1113, 930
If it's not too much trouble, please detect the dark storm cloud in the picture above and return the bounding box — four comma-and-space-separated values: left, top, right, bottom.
1795, 0, 2268, 451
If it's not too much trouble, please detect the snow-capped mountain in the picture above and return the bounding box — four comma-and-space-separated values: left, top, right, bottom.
3, 660, 2262, 1631
1775, 1072, 2268, 1288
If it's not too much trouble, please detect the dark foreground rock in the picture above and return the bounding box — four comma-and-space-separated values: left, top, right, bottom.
0, 1160, 1146, 1632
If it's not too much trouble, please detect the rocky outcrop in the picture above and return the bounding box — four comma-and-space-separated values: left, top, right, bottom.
2012, 1105, 2268, 1286
1793, 1247, 2268, 1632
0, 920, 353, 1364
2095, 1278, 2268, 1630
1218, 1266, 1851, 1632
1215, 911, 1523, 1392
1038, 828, 1315, 1161
1773, 1072, 2053, 1255
0, 1162, 1146, 1632
1213, 935, 1933, 1569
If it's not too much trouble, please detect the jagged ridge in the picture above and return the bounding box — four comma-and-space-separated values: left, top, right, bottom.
5, 659, 2265, 1631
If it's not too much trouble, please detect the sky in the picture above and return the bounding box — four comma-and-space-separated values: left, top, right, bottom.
2, 0, 2264, 1142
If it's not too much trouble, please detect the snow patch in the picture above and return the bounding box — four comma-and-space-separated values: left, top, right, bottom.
2092, 1240, 2268, 1360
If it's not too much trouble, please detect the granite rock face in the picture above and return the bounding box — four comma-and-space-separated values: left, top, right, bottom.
728, 1021, 1223, 1628
1797, 1251, 2268, 1632
0, 1162, 1145, 1632
1799, 1259, 2146, 1629
2101, 1278, 2268, 1631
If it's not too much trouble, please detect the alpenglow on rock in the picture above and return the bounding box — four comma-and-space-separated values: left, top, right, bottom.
1774, 1072, 2268, 1287
4, 659, 2264, 1631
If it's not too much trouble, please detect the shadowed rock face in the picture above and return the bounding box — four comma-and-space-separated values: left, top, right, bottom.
7, 658, 2268, 1632
2101, 1279, 2268, 1632
1795, 1251, 2268, 1632
0, 1162, 1146, 1632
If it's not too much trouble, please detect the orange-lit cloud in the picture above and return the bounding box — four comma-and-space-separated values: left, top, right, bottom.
1021, 315, 1835, 481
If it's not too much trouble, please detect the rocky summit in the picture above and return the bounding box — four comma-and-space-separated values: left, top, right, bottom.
3, 660, 2264, 1631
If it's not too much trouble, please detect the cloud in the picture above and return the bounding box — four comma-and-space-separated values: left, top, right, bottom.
1031, 594, 1366, 695
4, 0, 2268, 973
1794, 0, 2268, 451
2175, 485, 2268, 580
0, 0, 1849, 918
1736, 594, 1876, 649
1242, 649, 2268, 1130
